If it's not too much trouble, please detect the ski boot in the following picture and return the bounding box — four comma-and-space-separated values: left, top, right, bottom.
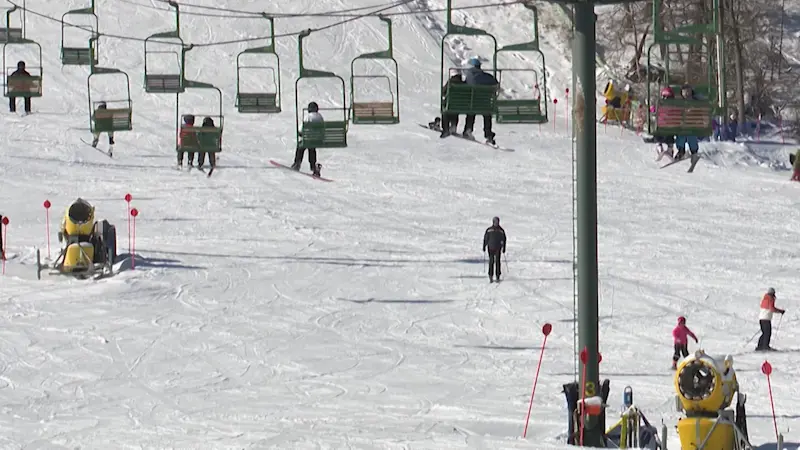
485, 132, 496, 146
428, 117, 442, 131
312, 163, 321, 177
91, 136, 99, 148
290, 162, 301, 171
462, 130, 474, 140
674, 150, 686, 161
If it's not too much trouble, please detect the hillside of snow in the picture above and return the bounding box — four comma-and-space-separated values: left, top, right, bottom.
0, 0, 798, 448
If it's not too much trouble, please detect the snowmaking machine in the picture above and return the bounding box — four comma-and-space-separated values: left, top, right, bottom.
673, 349, 752, 450
36, 198, 117, 279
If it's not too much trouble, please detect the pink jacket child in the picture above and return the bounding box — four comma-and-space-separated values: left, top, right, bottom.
672, 316, 698, 369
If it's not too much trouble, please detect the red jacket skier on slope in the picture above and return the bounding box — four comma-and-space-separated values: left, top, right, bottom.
672, 316, 698, 369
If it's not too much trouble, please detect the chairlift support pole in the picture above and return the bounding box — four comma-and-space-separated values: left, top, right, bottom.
549, 0, 644, 445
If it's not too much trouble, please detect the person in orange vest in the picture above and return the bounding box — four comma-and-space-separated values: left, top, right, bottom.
756, 288, 785, 351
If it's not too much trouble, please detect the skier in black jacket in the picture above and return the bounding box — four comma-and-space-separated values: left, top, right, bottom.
483, 216, 506, 282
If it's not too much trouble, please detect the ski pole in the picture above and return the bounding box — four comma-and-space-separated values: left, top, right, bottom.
774, 313, 784, 344
503, 253, 509, 275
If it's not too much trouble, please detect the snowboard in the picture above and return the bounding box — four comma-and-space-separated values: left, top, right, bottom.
418, 124, 515, 152
269, 160, 333, 182
80, 138, 113, 158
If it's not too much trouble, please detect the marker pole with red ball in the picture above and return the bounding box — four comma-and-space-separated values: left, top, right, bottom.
130, 208, 138, 269
564, 88, 570, 130
762, 361, 779, 442
43, 200, 51, 258
1, 216, 8, 274
553, 98, 558, 131
124, 194, 132, 255
522, 323, 552, 438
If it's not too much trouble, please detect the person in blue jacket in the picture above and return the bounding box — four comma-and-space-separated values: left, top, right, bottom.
461, 57, 499, 145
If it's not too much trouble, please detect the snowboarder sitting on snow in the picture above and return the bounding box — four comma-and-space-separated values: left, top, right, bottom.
293, 101, 322, 177
196, 116, 219, 171
433, 73, 465, 137
756, 287, 785, 351
482, 216, 506, 283
91, 102, 116, 151
461, 57, 499, 145
674, 84, 702, 162
672, 316, 698, 369
8, 61, 33, 114
177, 114, 199, 168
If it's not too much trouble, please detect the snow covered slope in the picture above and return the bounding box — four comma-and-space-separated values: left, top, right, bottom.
0, 0, 799, 448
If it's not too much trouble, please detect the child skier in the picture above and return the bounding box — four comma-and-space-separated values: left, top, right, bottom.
672, 316, 698, 369
790, 149, 800, 181
177, 114, 198, 168
91, 102, 116, 155
655, 86, 676, 161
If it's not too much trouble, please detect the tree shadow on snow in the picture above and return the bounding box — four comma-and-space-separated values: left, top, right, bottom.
143, 248, 569, 268
755, 443, 800, 450
557, 315, 614, 323
116, 253, 206, 271
454, 344, 545, 351
338, 298, 455, 304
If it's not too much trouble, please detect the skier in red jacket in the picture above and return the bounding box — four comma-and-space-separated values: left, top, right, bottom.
672, 316, 698, 369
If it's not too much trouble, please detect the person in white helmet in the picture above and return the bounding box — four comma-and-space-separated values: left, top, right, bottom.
756, 287, 785, 351
482, 216, 506, 282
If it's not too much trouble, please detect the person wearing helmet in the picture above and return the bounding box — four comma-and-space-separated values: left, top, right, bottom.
654, 86, 677, 161
196, 116, 220, 172
461, 57, 499, 145
482, 216, 506, 282
757, 287, 785, 351
293, 101, 323, 176
90, 101, 116, 155
8, 60, 32, 114
671, 316, 698, 370
177, 114, 199, 168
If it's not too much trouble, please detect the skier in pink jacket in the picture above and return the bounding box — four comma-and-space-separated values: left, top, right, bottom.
672, 316, 698, 369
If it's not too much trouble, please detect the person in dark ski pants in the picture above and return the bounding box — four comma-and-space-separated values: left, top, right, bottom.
293, 101, 322, 176
177, 114, 200, 168
197, 116, 220, 171
483, 216, 506, 282
438, 73, 464, 137
462, 57, 499, 145
756, 288, 785, 351
8, 61, 32, 114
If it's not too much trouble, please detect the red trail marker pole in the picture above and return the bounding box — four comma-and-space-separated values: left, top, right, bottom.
130, 208, 138, 269
564, 88, 570, 130
762, 361, 779, 442
43, 200, 51, 258
553, 98, 558, 131
522, 323, 553, 438
1, 216, 8, 274
124, 193, 132, 255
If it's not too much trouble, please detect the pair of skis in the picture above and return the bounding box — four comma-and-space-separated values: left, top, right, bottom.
657, 145, 701, 172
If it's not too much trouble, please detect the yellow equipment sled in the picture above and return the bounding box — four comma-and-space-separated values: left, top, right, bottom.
36, 198, 117, 280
